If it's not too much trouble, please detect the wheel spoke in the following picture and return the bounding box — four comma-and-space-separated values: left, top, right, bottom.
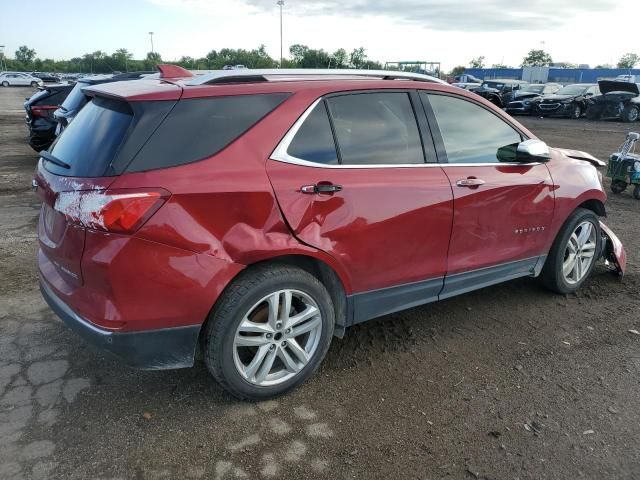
266, 292, 281, 329
277, 346, 301, 373
563, 254, 577, 277
254, 347, 277, 384
573, 256, 582, 281
287, 338, 310, 365
238, 318, 273, 335
581, 242, 596, 258
235, 335, 270, 347
291, 315, 322, 337
287, 305, 319, 329
280, 290, 292, 322
577, 223, 593, 247
243, 344, 270, 380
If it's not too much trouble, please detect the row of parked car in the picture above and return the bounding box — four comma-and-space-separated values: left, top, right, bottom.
453, 76, 640, 123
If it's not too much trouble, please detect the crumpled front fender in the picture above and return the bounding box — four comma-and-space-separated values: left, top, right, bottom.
600, 221, 626, 278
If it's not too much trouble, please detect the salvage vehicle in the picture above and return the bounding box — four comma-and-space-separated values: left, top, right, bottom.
607, 132, 640, 198
24, 84, 74, 151
535, 83, 599, 119
586, 80, 640, 122
0, 72, 43, 88
35, 66, 626, 400
472, 79, 529, 107
506, 83, 562, 115
52, 71, 153, 136
30, 72, 61, 83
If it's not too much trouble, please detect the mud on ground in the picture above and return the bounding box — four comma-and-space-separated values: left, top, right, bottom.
1, 87, 639, 479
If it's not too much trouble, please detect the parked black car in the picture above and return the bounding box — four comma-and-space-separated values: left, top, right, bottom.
586, 80, 640, 122
505, 83, 562, 115
52, 71, 153, 137
534, 84, 599, 119
473, 79, 529, 107
24, 84, 74, 151
30, 72, 61, 83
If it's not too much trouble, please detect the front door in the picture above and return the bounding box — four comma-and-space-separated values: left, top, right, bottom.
420, 92, 555, 298
267, 91, 454, 321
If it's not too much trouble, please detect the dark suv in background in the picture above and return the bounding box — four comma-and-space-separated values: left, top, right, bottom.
506, 83, 562, 115
535, 84, 599, 119
24, 84, 74, 151
473, 79, 529, 107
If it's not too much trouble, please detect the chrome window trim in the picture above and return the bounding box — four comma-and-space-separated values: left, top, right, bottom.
269, 97, 542, 169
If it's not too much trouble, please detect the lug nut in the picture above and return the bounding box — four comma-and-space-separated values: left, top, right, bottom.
269, 344, 275, 351
266, 333, 273, 339
281, 341, 287, 347
276, 322, 283, 330
285, 328, 291, 334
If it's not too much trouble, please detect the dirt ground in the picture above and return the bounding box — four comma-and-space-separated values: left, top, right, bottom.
1, 86, 639, 480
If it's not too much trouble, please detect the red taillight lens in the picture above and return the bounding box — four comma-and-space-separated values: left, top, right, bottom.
54, 188, 170, 234
31, 105, 58, 118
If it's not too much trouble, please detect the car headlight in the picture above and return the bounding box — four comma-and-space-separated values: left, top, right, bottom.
634, 161, 640, 172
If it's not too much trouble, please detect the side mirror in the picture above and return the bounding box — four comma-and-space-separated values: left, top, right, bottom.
516, 139, 551, 163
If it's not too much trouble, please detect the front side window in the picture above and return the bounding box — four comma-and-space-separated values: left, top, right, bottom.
287, 102, 338, 165
424, 93, 522, 164
326, 92, 424, 165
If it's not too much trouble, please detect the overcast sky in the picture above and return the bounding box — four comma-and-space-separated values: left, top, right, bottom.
2, 0, 636, 70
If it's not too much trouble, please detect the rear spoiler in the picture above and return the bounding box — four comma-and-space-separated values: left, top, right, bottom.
156, 64, 194, 79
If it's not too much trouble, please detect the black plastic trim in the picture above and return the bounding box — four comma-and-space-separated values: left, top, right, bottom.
40, 280, 200, 370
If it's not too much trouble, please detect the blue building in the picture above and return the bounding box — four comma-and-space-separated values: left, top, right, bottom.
465, 67, 640, 84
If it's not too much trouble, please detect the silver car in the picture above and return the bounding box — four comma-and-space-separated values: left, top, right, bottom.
0, 72, 44, 87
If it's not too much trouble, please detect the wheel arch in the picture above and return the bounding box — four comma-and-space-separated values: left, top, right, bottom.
578, 198, 606, 217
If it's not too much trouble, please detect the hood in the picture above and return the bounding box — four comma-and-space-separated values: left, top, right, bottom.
541, 94, 576, 102
553, 147, 606, 167
598, 80, 639, 96
513, 91, 541, 100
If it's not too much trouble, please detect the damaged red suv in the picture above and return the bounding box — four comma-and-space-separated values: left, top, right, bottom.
35, 66, 626, 400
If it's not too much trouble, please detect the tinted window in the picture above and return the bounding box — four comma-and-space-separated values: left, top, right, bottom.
326, 92, 423, 165
287, 102, 338, 165
424, 93, 522, 164
60, 82, 90, 112
128, 93, 290, 172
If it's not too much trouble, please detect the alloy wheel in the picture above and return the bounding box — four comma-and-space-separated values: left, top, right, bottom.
233, 289, 322, 386
562, 221, 597, 285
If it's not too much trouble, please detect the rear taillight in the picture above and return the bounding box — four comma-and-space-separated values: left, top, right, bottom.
54, 188, 170, 234
31, 105, 58, 118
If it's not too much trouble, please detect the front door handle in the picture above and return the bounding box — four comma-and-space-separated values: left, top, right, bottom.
300, 183, 343, 194
456, 177, 485, 188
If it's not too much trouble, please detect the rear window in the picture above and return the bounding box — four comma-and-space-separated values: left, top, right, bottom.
127, 93, 290, 172
45, 97, 133, 177
59, 82, 90, 112
34, 88, 71, 107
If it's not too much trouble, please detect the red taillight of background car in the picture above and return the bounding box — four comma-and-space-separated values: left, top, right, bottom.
54, 188, 170, 234
31, 105, 58, 118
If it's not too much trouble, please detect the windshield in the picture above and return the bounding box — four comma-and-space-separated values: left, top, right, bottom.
556, 85, 587, 96
59, 82, 90, 112
46, 97, 133, 177
523, 85, 544, 93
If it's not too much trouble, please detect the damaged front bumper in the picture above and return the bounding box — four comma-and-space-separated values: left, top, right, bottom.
600, 221, 627, 277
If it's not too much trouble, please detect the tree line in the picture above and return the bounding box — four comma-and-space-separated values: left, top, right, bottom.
2, 44, 383, 73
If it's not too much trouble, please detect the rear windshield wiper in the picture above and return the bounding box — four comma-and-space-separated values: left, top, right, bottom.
39, 150, 71, 169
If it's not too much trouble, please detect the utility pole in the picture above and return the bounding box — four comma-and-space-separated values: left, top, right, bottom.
149, 32, 155, 54
277, 1, 284, 67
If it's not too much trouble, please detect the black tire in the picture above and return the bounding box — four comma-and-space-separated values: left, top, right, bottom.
203, 264, 335, 400
586, 106, 602, 120
633, 184, 640, 200
30, 81, 38, 88
1, 81, 8, 87
611, 180, 628, 194
622, 106, 639, 123
541, 208, 601, 294
570, 104, 582, 119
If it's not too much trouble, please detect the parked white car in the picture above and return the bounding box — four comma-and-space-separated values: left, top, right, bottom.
0, 72, 44, 87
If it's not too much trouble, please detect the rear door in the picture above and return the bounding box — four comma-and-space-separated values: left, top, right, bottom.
267, 90, 454, 318
420, 92, 554, 298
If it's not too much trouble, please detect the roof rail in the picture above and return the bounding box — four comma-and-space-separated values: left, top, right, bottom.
184, 69, 447, 86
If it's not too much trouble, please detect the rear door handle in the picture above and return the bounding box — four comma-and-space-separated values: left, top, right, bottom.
300, 183, 343, 194
456, 178, 485, 188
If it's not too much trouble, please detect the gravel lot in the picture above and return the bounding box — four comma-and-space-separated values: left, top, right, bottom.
1, 86, 639, 480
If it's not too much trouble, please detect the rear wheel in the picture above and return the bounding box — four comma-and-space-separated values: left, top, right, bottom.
611, 180, 628, 194
203, 264, 334, 400
1, 81, 8, 87
541, 208, 601, 294
633, 185, 640, 200
622, 106, 639, 123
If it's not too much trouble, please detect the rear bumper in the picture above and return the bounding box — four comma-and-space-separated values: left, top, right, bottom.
40, 278, 201, 370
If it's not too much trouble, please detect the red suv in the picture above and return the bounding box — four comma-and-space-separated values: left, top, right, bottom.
35, 66, 626, 400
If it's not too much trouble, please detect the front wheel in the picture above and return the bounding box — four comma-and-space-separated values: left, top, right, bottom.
30, 81, 39, 88
203, 264, 335, 400
1, 81, 8, 87
541, 208, 601, 294
611, 180, 628, 194
570, 104, 582, 119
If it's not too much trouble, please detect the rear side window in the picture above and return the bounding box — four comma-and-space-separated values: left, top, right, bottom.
60, 82, 90, 112
326, 92, 424, 165
46, 97, 133, 177
128, 93, 290, 172
287, 102, 338, 165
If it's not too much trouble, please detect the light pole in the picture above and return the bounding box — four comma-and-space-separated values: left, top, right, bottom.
149, 32, 155, 54
0, 45, 5, 72
277, 0, 284, 67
